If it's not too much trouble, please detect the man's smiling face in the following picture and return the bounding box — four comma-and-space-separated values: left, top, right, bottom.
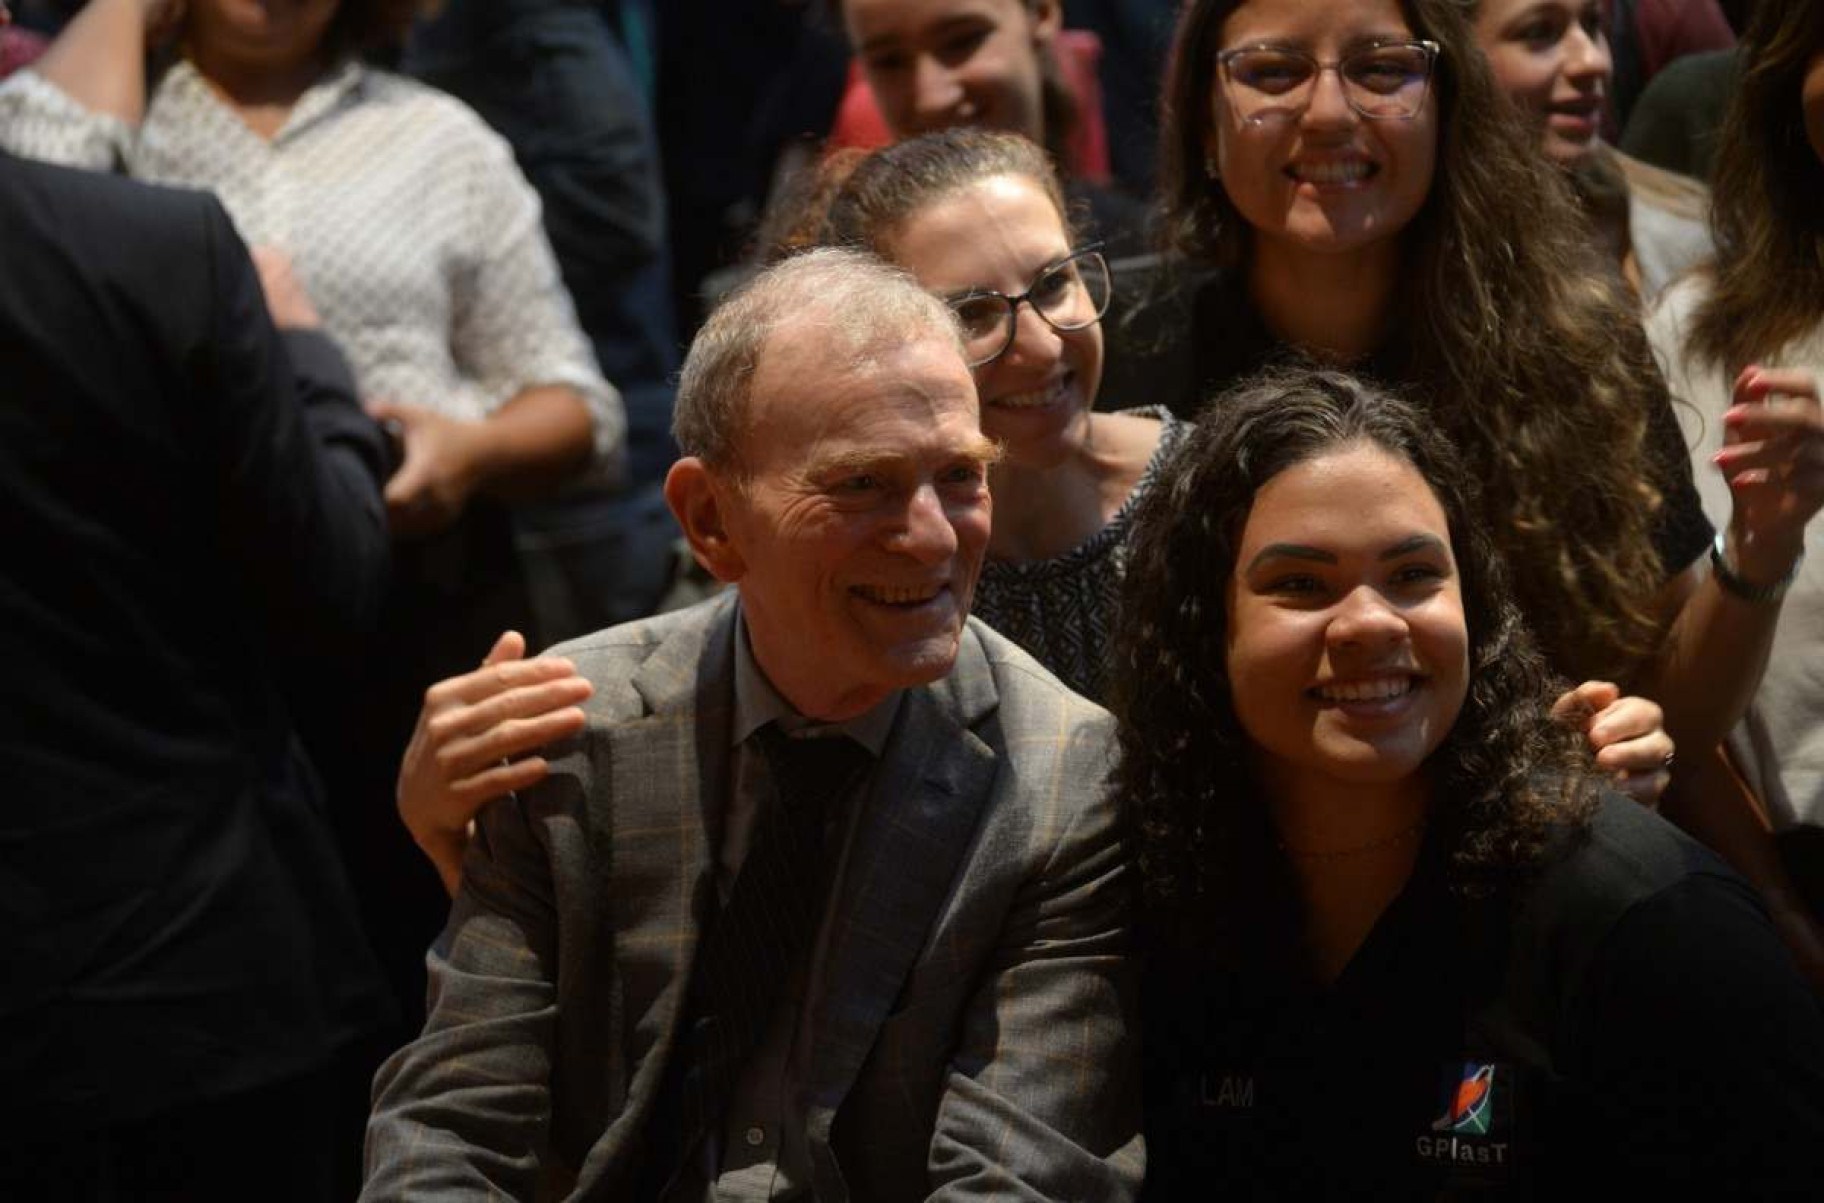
719, 325, 996, 719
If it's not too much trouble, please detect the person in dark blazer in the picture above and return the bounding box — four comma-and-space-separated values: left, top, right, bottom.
363, 248, 1141, 1201
0, 89, 396, 1198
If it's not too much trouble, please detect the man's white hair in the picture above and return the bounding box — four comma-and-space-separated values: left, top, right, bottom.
672, 247, 965, 473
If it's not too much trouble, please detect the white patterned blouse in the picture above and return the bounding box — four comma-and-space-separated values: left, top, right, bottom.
0, 60, 624, 471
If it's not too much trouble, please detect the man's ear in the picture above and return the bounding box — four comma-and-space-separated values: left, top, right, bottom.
665, 457, 747, 584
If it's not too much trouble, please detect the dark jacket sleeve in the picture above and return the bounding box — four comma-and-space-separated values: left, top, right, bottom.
194, 194, 392, 646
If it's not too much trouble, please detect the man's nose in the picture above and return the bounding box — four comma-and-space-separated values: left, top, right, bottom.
891, 483, 961, 563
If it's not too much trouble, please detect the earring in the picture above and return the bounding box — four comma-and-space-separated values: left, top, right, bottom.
1203, 151, 1220, 180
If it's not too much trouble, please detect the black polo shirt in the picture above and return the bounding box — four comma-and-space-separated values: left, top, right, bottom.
1141, 798, 1824, 1200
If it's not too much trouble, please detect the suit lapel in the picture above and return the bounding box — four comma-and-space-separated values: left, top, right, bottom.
604, 595, 737, 1093
802, 626, 1000, 1150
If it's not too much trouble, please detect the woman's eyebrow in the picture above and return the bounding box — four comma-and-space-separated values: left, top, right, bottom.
1380, 533, 1447, 560
1246, 543, 1336, 573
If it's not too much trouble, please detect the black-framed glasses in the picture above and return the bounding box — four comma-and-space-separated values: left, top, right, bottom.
944, 245, 1111, 369
1216, 39, 1440, 125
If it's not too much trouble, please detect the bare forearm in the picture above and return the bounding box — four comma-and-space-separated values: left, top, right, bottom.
475, 385, 596, 501
33, 0, 152, 125
1642, 562, 1787, 759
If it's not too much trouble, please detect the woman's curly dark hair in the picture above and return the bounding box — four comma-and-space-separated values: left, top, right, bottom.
1110, 369, 1600, 962
1155, 0, 1671, 686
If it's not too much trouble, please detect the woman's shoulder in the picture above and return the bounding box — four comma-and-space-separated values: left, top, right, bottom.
349, 65, 506, 146
1094, 405, 1189, 513
1614, 148, 1710, 224
1096, 405, 1182, 458
1487, 792, 1777, 1040
1523, 793, 1741, 930
1495, 795, 1824, 1190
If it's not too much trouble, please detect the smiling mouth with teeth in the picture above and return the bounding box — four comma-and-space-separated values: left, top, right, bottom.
854, 584, 945, 606
992, 374, 1072, 411
1309, 675, 1418, 702
1287, 160, 1376, 185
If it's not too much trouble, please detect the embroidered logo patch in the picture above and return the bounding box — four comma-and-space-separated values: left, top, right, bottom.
1432, 1062, 1497, 1135
1415, 1061, 1516, 1176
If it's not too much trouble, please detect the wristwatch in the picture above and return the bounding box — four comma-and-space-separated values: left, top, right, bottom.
1710, 531, 1803, 603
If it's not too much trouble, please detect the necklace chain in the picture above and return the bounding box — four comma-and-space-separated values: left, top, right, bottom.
1278, 817, 1428, 863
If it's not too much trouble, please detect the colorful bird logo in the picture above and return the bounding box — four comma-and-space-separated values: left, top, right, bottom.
1433, 1063, 1496, 1135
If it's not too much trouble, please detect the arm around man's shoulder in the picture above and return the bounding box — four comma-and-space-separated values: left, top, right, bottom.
363, 616, 688, 1200
363, 716, 592, 1200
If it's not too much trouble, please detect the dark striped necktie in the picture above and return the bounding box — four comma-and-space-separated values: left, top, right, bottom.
635, 722, 872, 1199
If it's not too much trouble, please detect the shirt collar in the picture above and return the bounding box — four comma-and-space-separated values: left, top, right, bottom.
167, 56, 366, 144
731, 603, 900, 757
286, 58, 364, 138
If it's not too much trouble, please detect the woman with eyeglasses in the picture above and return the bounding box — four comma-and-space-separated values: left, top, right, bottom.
1119, 367, 1824, 1197
389, 128, 1173, 891
811, 128, 1176, 704
1160, 0, 1824, 986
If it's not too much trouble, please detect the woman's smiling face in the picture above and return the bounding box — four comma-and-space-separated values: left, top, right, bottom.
885, 172, 1103, 470
844, 0, 1059, 145
1225, 442, 1469, 802
1210, 0, 1440, 264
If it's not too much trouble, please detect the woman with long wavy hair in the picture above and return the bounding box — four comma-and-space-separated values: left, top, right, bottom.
1647, 0, 1824, 928
1116, 368, 1824, 1196
1468, 0, 1713, 303
1158, 0, 1824, 984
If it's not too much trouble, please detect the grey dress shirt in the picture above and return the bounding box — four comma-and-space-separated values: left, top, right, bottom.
686, 618, 900, 1201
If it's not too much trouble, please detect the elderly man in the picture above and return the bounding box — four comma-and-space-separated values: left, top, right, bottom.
363, 249, 1140, 1200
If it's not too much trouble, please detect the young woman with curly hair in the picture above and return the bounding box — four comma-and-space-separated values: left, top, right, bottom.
1158, 0, 1824, 984
1647, 0, 1824, 932
1116, 368, 1824, 1196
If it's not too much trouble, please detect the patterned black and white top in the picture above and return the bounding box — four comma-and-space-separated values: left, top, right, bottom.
972, 406, 1189, 704
0, 60, 623, 469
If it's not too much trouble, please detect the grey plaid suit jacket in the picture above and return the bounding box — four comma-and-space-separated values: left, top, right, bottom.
363, 591, 1142, 1201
